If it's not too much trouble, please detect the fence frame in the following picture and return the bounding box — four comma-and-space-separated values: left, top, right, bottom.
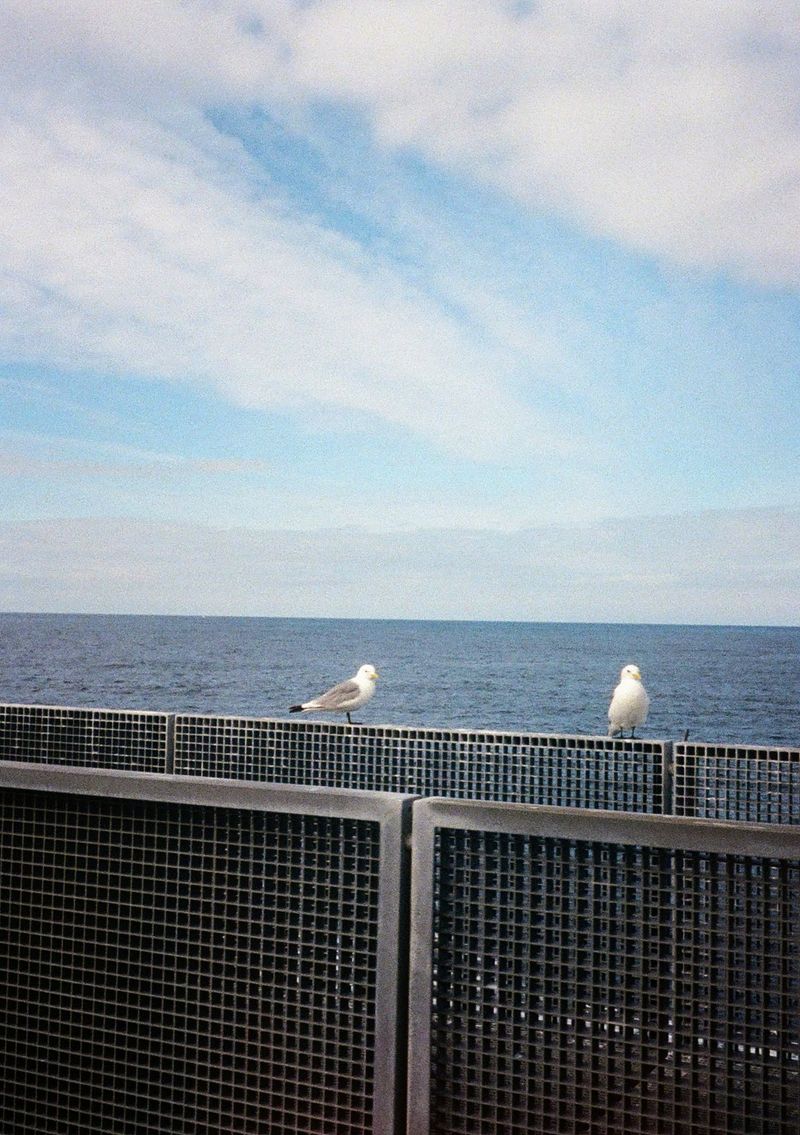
173, 712, 674, 812
674, 739, 800, 822
0, 702, 174, 772
407, 797, 800, 1134
0, 761, 414, 1135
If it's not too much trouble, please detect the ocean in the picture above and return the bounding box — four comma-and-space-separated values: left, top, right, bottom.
0, 613, 798, 747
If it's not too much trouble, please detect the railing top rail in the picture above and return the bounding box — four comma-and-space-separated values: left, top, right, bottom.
413, 795, 800, 856
0, 760, 415, 821
676, 738, 800, 756
0, 701, 171, 717
3, 702, 796, 750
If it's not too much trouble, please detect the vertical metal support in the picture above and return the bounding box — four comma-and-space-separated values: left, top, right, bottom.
164, 713, 175, 774
374, 797, 415, 1135
406, 803, 436, 1135
662, 740, 674, 814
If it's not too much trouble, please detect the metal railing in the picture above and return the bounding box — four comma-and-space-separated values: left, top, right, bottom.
0, 763, 412, 1135
674, 740, 800, 823
0, 702, 172, 772
1, 704, 673, 811
173, 713, 670, 811
408, 799, 800, 1134
2, 736, 800, 1134
5, 703, 800, 821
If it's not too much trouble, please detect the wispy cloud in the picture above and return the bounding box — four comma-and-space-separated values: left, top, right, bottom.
1, 2, 797, 470
0, 1, 798, 625
0, 449, 271, 480
7, 2, 795, 285
0, 49, 564, 462
1, 509, 797, 623
289, 1, 800, 286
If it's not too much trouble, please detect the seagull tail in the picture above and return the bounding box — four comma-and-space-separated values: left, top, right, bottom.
289, 704, 304, 713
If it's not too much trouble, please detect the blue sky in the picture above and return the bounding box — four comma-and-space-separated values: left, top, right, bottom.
0, 2, 798, 620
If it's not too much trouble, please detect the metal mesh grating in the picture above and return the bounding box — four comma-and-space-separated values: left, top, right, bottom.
408, 803, 800, 1135
174, 716, 668, 812
0, 770, 408, 1134
674, 742, 800, 822
0, 704, 171, 772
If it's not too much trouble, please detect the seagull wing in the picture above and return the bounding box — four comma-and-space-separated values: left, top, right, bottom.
312, 678, 361, 710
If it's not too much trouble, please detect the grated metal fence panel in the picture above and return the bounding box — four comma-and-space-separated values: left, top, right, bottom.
674, 741, 800, 823
0, 704, 171, 773
408, 800, 800, 1135
174, 716, 670, 812
0, 765, 411, 1135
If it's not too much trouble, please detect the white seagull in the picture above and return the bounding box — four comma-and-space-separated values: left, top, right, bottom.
290, 664, 379, 725
608, 664, 650, 738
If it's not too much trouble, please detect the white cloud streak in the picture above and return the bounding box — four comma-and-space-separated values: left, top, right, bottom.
0, 87, 561, 460
0, 450, 270, 480
6, 2, 797, 290
1, 508, 797, 624
290, 0, 800, 286
0, 1, 797, 469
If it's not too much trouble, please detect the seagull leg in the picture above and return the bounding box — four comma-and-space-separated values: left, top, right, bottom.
346, 712, 352, 724
630, 727, 636, 738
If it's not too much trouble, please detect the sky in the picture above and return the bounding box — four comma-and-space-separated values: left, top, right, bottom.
0, 1, 798, 622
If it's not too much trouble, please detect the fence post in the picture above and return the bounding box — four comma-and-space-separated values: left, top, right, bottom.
663, 739, 674, 814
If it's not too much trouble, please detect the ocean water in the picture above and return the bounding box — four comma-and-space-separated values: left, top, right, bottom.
0, 613, 798, 747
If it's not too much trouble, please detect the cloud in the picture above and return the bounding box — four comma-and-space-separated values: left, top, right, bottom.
9, 3, 795, 292
1, 508, 797, 623
1, 0, 798, 485
290, 1, 800, 287
0, 83, 565, 462
0, 0, 292, 108
0, 449, 271, 480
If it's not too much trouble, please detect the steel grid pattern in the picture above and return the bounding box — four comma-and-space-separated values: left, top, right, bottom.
408, 801, 800, 1135
0, 703, 171, 772
0, 766, 410, 1135
674, 741, 800, 823
174, 716, 669, 811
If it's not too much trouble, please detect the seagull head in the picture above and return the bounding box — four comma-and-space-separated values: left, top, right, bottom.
357, 664, 379, 682
620, 664, 642, 681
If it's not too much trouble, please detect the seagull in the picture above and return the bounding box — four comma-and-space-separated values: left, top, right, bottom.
608, 664, 650, 738
289, 664, 379, 725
